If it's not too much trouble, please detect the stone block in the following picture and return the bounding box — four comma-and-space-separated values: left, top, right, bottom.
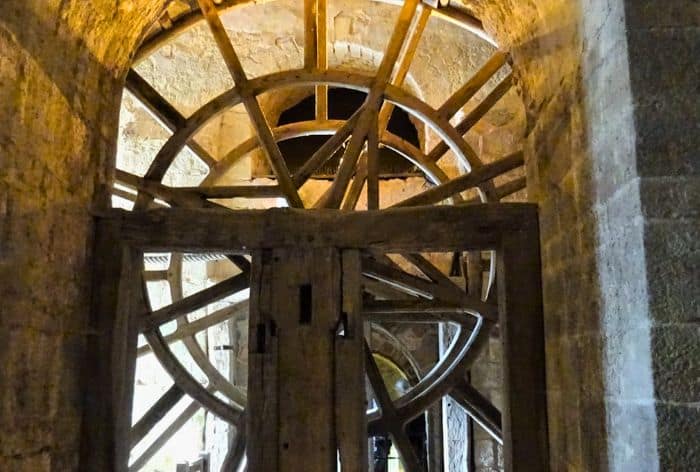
625, 0, 700, 31
640, 176, 700, 219
651, 324, 700, 403
643, 218, 700, 323
656, 403, 700, 471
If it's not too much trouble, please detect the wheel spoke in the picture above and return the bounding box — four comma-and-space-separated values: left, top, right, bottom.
319, 0, 422, 208
437, 51, 508, 120
364, 299, 480, 327
365, 344, 425, 472
427, 73, 513, 163
392, 151, 524, 208
362, 256, 497, 320
197, 0, 304, 208
377, 6, 431, 131
128, 399, 202, 472
449, 378, 503, 444
141, 272, 250, 331
125, 69, 217, 168
130, 383, 185, 447
294, 109, 362, 187
136, 301, 249, 358
366, 116, 380, 210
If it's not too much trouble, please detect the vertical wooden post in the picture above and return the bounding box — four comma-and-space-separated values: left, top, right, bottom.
248, 248, 364, 471
80, 221, 142, 472
336, 250, 368, 472
247, 250, 278, 471
497, 223, 549, 471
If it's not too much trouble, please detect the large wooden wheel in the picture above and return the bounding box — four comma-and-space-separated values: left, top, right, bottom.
114, 0, 524, 470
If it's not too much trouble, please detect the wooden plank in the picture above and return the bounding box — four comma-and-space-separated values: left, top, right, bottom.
335, 250, 367, 472
276, 248, 339, 470
197, 0, 304, 208
101, 203, 537, 253
498, 224, 549, 471
392, 151, 524, 207
438, 51, 508, 119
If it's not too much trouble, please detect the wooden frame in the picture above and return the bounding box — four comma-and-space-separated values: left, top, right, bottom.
84, 203, 548, 472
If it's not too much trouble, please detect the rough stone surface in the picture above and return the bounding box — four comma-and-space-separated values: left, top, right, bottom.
2, 0, 699, 470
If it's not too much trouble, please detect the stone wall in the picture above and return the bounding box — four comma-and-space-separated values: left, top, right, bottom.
0, 1, 164, 469
624, 1, 699, 468
459, 0, 699, 469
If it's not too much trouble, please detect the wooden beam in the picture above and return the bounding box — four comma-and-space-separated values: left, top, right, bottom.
460, 175, 527, 205
293, 109, 362, 187
366, 115, 380, 210
130, 384, 185, 447
377, 6, 431, 131
80, 227, 142, 472
335, 250, 367, 472
362, 258, 497, 320
141, 272, 249, 331
392, 151, 524, 207
197, 0, 304, 208
178, 184, 283, 199
304, 0, 318, 71
318, 0, 421, 208
128, 400, 202, 472
137, 301, 248, 357
426, 73, 513, 163
365, 344, 426, 471
438, 51, 508, 119
449, 378, 503, 444
99, 203, 537, 253
125, 70, 217, 168
498, 225, 549, 471
315, 0, 329, 120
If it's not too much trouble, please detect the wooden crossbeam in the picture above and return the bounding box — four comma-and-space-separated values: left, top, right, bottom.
99, 203, 537, 253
